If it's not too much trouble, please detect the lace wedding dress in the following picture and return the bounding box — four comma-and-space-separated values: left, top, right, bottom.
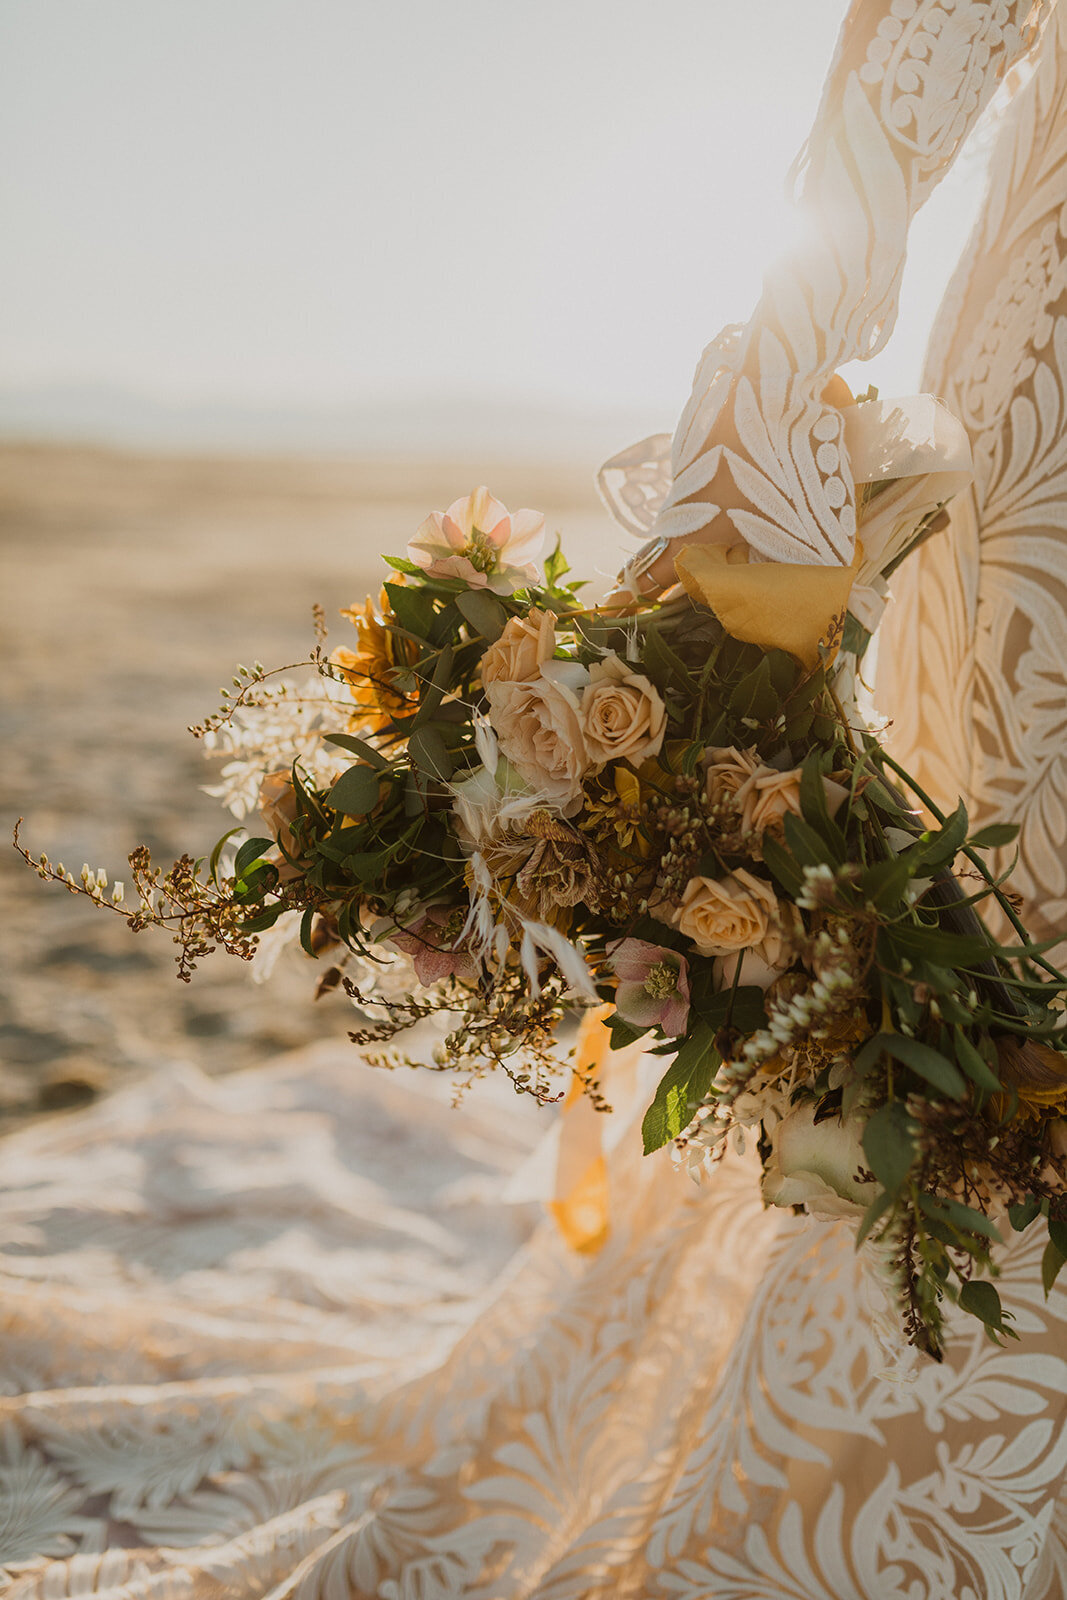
5, 4, 1067, 1597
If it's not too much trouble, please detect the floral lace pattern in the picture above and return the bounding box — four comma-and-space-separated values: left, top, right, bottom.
879, 0, 1067, 957
2, 1049, 1066, 1599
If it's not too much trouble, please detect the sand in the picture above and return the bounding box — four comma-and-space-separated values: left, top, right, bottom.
1, 442, 621, 1126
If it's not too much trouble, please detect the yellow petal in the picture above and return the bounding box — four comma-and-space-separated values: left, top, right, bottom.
674, 541, 863, 669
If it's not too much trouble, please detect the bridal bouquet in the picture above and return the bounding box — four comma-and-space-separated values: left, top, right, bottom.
20, 472, 1067, 1358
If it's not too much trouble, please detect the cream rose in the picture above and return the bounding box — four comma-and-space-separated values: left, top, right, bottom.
675, 868, 780, 957
703, 746, 762, 809
582, 652, 666, 767
735, 765, 849, 836
761, 1102, 878, 1220
486, 662, 591, 812
481, 607, 557, 687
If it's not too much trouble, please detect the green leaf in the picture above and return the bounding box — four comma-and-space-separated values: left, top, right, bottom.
327, 764, 382, 818
455, 588, 508, 642
851, 1033, 887, 1077
760, 833, 805, 898
969, 822, 1020, 850
855, 1187, 895, 1249
919, 1192, 1003, 1241
728, 656, 778, 723
1050, 1217, 1067, 1257
408, 725, 453, 781
240, 904, 284, 934
860, 852, 916, 911
209, 826, 243, 885
889, 923, 992, 968
642, 625, 694, 690
234, 836, 275, 877
799, 752, 845, 852
918, 799, 969, 871
324, 733, 390, 769
412, 644, 455, 728
299, 906, 316, 958
783, 811, 837, 869
879, 1032, 968, 1098
1042, 1238, 1067, 1296
953, 1028, 1002, 1094
606, 1013, 647, 1050
382, 555, 424, 575
958, 1279, 1011, 1333
841, 611, 872, 658
861, 1102, 917, 1193
641, 1024, 720, 1154
544, 537, 570, 587
1008, 1196, 1042, 1232
384, 581, 436, 640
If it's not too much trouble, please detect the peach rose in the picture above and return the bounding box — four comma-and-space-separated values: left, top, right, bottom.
257, 771, 305, 881
486, 664, 591, 812
582, 652, 666, 767
481, 608, 557, 688
675, 868, 780, 957
703, 746, 763, 809
735, 765, 848, 836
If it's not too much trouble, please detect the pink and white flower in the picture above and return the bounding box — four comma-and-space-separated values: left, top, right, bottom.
407, 487, 546, 593
606, 938, 690, 1036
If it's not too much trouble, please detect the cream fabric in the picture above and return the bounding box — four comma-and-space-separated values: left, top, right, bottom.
6, 3, 1067, 1597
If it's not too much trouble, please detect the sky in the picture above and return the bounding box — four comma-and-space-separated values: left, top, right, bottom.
0, 0, 992, 453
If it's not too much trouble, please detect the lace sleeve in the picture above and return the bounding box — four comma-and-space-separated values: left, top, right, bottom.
878, 2, 1067, 951
600, 0, 1049, 588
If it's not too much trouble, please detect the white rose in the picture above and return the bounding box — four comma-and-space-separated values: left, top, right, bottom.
761, 1102, 878, 1220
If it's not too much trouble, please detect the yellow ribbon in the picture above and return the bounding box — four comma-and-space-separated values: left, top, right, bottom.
548, 1005, 647, 1255
673, 539, 864, 669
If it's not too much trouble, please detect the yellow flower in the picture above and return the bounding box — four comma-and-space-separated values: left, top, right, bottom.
333, 590, 418, 731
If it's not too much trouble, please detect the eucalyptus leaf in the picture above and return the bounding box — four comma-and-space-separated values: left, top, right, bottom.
1042, 1238, 1067, 1296
384, 581, 436, 641
958, 1279, 1011, 1333
861, 1102, 916, 1193
1008, 1196, 1042, 1232
408, 725, 454, 781
919, 1192, 1003, 1241
455, 588, 508, 642
328, 764, 382, 818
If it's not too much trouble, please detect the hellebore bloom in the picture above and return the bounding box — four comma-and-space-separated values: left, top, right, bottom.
607, 938, 690, 1037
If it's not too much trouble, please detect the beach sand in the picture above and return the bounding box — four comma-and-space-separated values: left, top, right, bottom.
1, 442, 622, 1125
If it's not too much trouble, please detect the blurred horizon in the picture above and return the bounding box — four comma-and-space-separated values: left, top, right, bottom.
1, 0, 995, 464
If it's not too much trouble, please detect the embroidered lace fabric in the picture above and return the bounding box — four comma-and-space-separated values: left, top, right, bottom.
5, 4, 1067, 1597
